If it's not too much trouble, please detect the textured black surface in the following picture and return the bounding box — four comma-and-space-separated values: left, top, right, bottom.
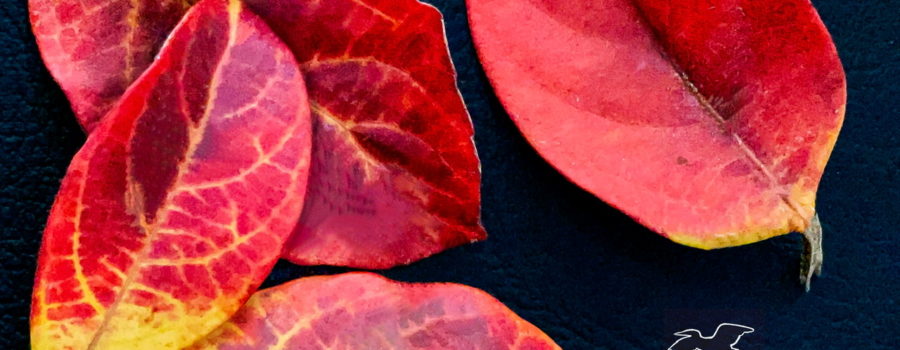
2, 0, 898, 348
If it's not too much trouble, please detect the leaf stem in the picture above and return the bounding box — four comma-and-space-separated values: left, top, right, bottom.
800, 214, 823, 291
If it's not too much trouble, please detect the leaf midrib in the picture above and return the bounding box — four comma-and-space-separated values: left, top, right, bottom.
628, 0, 808, 225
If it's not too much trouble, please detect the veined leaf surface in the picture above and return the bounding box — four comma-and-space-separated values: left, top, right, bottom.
29, 0, 192, 131
468, 0, 846, 257
190, 273, 560, 349
30, 0, 313, 348
245, 0, 485, 269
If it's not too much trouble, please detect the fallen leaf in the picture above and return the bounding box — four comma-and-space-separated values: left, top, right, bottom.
468, 0, 845, 282
189, 273, 560, 349
244, 0, 485, 269
29, 0, 193, 131
30, 0, 312, 348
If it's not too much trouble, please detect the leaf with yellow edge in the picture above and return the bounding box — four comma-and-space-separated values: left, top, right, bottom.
29, 0, 313, 348
190, 273, 561, 350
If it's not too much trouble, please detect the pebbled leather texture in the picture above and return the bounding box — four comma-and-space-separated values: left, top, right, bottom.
2, 0, 898, 348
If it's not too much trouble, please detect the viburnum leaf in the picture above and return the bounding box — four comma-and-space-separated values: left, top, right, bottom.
30, 0, 313, 348
189, 273, 560, 349
29, 0, 193, 131
32, 0, 485, 270
244, 0, 485, 269
468, 0, 846, 287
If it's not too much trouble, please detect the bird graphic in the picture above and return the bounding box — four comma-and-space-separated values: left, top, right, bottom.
667, 323, 755, 350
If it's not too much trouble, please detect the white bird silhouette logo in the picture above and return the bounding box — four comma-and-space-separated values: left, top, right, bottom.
668, 323, 755, 350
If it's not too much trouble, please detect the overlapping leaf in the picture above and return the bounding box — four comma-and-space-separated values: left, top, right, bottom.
243, 0, 484, 269
30, 0, 313, 348
190, 273, 560, 349
468, 0, 845, 261
29, 0, 193, 131
30, 0, 558, 347
32, 0, 485, 270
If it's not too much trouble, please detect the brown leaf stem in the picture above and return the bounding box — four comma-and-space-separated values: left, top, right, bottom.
800, 214, 823, 291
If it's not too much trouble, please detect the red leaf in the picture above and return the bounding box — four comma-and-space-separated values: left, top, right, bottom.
468, 0, 845, 255
189, 273, 560, 349
29, 0, 193, 131
243, 0, 485, 269
30, 0, 312, 348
